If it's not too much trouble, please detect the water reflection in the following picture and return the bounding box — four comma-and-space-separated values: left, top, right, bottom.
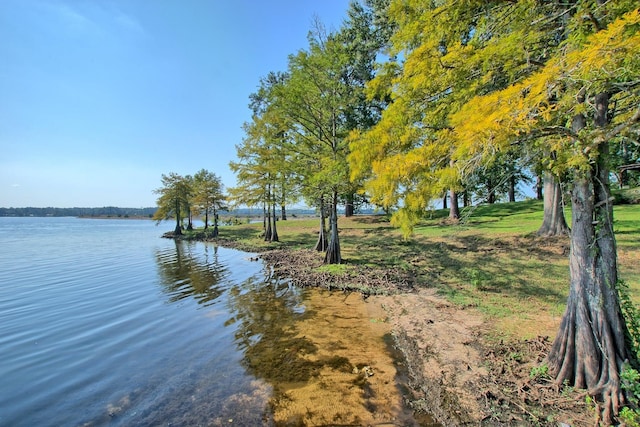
224, 273, 338, 384
155, 240, 228, 306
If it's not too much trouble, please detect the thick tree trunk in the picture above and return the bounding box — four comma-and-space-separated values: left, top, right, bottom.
345, 192, 355, 217
547, 173, 629, 424
449, 189, 459, 220
547, 94, 633, 424
537, 171, 569, 236
324, 191, 341, 264
281, 204, 287, 221
315, 197, 328, 252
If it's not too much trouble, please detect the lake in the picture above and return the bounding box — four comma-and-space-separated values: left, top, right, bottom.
0, 217, 423, 426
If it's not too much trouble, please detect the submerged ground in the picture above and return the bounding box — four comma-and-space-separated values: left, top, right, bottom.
177, 199, 640, 425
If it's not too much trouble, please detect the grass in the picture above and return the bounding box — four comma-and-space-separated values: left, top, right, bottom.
208, 200, 639, 341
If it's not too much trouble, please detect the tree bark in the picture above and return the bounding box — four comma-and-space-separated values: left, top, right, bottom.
547, 93, 633, 424
536, 174, 543, 200
537, 171, 569, 236
186, 207, 193, 231
315, 197, 328, 252
508, 175, 516, 202
270, 200, 279, 242
487, 178, 496, 204
324, 190, 342, 264
212, 212, 219, 238
449, 189, 459, 220
442, 191, 448, 210
262, 202, 267, 237
174, 199, 182, 235
345, 192, 355, 217
264, 189, 272, 242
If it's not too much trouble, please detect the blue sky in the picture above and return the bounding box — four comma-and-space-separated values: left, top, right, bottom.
0, 0, 351, 208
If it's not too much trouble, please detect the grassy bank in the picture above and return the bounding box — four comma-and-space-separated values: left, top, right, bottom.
189, 199, 640, 342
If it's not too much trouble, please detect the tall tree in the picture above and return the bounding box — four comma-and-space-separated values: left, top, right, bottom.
275, 27, 355, 264
153, 172, 192, 235
451, 7, 640, 422
232, 72, 298, 243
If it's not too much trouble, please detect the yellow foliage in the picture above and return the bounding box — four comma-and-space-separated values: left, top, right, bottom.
350, 1, 640, 236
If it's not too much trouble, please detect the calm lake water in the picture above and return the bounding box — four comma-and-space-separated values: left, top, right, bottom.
0, 217, 305, 426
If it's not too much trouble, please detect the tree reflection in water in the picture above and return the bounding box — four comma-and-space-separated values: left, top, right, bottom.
155, 240, 228, 306
225, 269, 327, 384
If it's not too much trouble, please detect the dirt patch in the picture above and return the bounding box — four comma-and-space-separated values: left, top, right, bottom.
374, 289, 487, 426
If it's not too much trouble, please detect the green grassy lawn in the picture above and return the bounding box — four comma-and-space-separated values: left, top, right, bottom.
206, 200, 640, 341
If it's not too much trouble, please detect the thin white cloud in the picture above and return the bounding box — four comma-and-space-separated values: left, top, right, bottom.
46, 2, 101, 35
40, 2, 145, 39
114, 11, 146, 36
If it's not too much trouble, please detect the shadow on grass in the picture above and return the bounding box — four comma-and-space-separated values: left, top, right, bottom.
344, 227, 567, 310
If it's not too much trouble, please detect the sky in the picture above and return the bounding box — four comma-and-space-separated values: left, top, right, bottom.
0, 0, 351, 208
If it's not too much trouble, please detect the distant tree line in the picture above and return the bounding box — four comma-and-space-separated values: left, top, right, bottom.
0, 207, 157, 217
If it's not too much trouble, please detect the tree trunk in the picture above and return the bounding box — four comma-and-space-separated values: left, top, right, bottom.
264, 197, 272, 242
536, 174, 543, 200
212, 212, 219, 238
487, 177, 496, 204
315, 197, 328, 252
174, 199, 182, 235
442, 191, 447, 210
463, 190, 471, 207
204, 209, 209, 230
546, 94, 633, 425
345, 192, 355, 217
508, 175, 516, 202
270, 200, 279, 242
324, 191, 341, 264
537, 171, 569, 236
186, 207, 193, 231
449, 189, 459, 220
281, 204, 287, 221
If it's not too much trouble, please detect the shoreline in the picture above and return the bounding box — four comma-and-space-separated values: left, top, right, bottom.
163, 229, 593, 426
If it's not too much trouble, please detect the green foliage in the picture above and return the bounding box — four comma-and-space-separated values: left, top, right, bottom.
620, 364, 640, 426
613, 187, 640, 205
464, 268, 490, 291
618, 278, 640, 425
529, 364, 549, 380
618, 279, 640, 360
